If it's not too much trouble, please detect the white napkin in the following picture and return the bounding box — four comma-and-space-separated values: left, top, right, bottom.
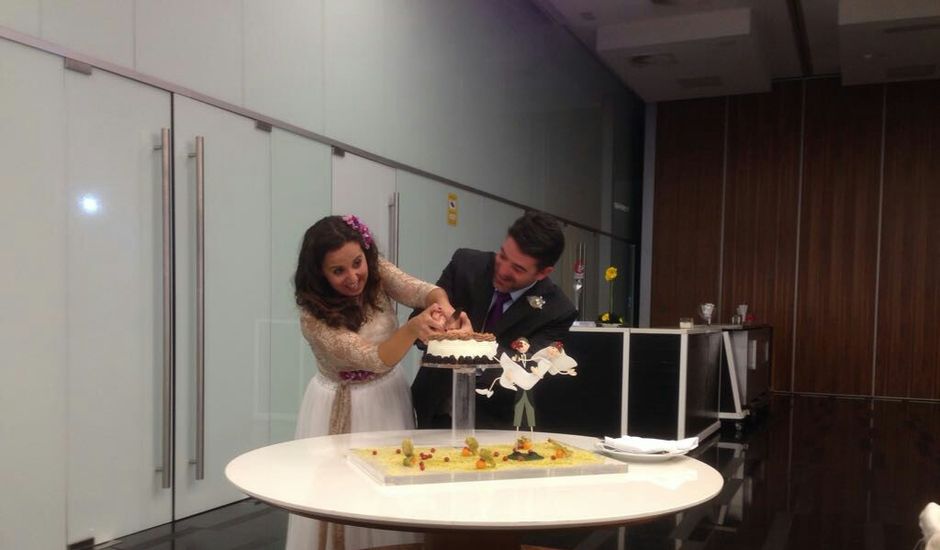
603, 435, 699, 454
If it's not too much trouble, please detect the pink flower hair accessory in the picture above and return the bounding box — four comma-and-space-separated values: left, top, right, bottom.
341, 214, 373, 250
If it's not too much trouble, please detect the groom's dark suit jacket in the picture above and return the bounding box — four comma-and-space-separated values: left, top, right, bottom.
411, 248, 577, 429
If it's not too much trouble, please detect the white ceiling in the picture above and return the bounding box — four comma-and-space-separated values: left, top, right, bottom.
532, 0, 940, 102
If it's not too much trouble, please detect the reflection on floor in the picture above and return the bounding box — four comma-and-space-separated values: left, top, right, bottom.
101, 395, 940, 550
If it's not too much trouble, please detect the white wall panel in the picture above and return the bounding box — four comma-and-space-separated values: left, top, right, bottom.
0, 38, 67, 550
269, 129, 331, 443
244, 0, 324, 132
42, 0, 134, 67
0, 0, 39, 35
323, 0, 388, 156
135, 0, 243, 105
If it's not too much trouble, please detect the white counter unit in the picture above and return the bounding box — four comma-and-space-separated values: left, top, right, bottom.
544, 327, 722, 442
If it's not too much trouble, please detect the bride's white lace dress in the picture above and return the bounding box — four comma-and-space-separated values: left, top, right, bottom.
285, 258, 434, 550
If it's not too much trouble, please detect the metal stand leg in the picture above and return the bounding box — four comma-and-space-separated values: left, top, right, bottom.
451, 368, 476, 446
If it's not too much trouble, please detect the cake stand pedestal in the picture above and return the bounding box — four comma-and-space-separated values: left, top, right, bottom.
422, 362, 493, 446
450, 366, 476, 444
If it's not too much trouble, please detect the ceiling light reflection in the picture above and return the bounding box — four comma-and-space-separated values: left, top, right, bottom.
79, 194, 101, 215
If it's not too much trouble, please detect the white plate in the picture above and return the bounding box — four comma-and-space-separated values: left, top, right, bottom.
594, 442, 696, 462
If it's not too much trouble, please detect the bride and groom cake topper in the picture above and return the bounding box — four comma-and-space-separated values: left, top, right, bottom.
475, 338, 578, 398
475, 337, 578, 431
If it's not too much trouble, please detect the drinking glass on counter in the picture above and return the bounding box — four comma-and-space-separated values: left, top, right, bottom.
699, 303, 715, 325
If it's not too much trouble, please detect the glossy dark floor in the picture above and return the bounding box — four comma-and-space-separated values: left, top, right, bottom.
102, 395, 940, 550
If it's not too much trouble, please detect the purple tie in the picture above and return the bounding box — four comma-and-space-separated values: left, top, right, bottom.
484, 291, 512, 331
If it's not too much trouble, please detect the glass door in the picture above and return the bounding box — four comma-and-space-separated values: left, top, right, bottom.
267, 129, 332, 443
63, 59, 174, 544
173, 95, 272, 518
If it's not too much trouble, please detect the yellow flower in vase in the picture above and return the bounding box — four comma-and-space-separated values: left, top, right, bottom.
597, 266, 623, 325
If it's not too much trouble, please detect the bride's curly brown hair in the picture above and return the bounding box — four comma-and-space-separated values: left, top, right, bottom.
294, 216, 383, 331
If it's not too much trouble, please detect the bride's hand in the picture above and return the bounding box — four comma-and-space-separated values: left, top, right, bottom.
408, 304, 445, 343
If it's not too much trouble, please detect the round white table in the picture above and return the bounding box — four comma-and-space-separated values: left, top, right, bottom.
225, 430, 723, 548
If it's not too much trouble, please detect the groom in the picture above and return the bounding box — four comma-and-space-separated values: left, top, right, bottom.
411, 211, 577, 429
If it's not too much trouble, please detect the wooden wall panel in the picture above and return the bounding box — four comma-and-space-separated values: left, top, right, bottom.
875, 80, 940, 399
652, 77, 940, 399
721, 82, 802, 391
793, 79, 883, 395
650, 98, 725, 326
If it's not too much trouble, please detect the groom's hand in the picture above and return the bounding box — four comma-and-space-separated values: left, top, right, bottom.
445, 311, 472, 333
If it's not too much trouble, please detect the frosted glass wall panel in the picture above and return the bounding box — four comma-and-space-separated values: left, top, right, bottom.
396, 172, 523, 286
136, 0, 243, 105
10, 0, 638, 234
244, 0, 324, 132
613, 240, 637, 326
173, 96, 271, 518
557, 225, 599, 323
386, 0, 544, 209
327, 0, 630, 229
385, 1, 465, 183
541, 108, 604, 224
63, 66, 172, 544
331, 152, 397, 258
611, 96, 646, 241
42, 0, 134, 67
0, 38, 67, 550
0, 0, 39, 34
395, 170, 523, 381
323, 0, 389, 156
593, 235, 635, 326
269, 130, 331, 443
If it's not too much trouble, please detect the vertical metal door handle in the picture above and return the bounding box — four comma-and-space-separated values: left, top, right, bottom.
156, 128, 173, 489
387, 192, 400, 313
191, 136, 206, 480
387, 192, 400, 265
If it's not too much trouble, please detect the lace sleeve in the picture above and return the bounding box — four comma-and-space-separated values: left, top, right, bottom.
379, 257, 438, 309
299, 312, 392, 374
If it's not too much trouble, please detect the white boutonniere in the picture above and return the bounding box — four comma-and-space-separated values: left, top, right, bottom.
527, 295, 545, 309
